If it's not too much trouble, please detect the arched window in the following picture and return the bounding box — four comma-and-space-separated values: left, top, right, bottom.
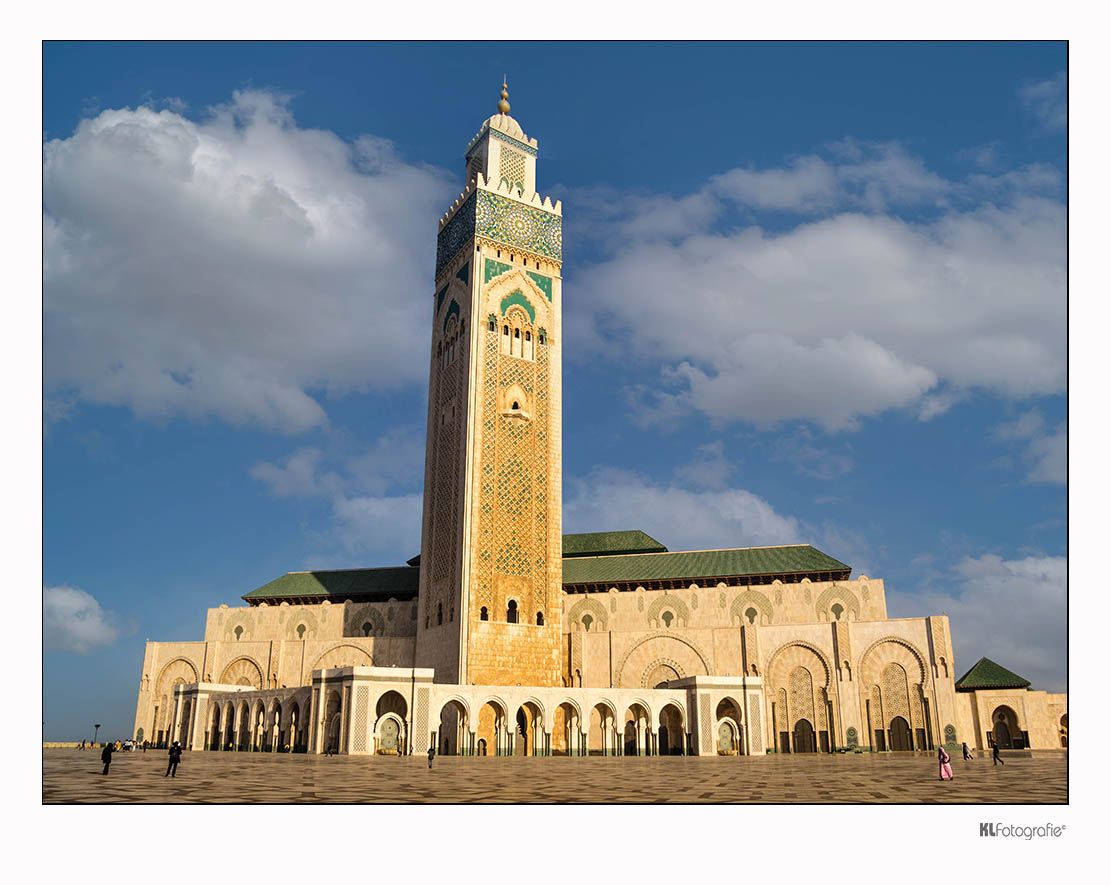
507, 600, 518, 624
362, 622, 373, 637
480, 607, 489, 621
831, 603, 844, 621
582, 614, 593, 632
661, 611, 674, 628
536, 611, 544, 626
296, 624, 306, 639
234, 625, 243, 641
488, 319, 495, 331
745, 608, 757, 625
437, 603, 443, 625
511, 400, 520, 410
514, 328, 520, 338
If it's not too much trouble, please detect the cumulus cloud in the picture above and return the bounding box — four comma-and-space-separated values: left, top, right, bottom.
1018, 72, 1067, 132
992, 410, 1067, 485
43, 91, 453, 433
572, 141, 1065, 430
251, 427, 426, 558
673, 441, 736, 489
43, 585, 126, 653
565, 466, 802, 552
899, 553, 1066, 692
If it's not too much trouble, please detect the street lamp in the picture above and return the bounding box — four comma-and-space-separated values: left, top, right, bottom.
93, 723, 101, 746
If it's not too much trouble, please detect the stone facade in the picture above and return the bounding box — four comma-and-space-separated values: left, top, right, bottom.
131, 87, 1066, 758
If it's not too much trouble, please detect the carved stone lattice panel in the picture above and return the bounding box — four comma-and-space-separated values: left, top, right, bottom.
352, 687, 369, 753
882, 663, 911, 724
789, 667, 815, 727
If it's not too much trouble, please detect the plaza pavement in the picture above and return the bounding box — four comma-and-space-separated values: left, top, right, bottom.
42, 748, 1066, 804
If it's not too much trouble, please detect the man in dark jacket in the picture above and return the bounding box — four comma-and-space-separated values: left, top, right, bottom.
100, 742, 115, 775
165, 742, 182, 777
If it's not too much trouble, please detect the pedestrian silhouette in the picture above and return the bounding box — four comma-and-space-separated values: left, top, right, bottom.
962, 742, 973, 761
992, 743, 1005, 766
101, 742, 115, 775
165, 742, 182, 777
427, 745, 435, 769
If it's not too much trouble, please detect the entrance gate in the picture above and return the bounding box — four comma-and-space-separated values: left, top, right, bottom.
890, 716, 914, 751
793, 719, 816, 753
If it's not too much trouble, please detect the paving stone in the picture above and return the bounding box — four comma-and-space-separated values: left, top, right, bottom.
42, 748, 1067, 804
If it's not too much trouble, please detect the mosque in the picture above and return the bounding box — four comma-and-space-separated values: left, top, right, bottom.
131, 84, 1067, 759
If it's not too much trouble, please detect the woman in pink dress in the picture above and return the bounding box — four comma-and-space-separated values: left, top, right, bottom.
938, 746, 954, 780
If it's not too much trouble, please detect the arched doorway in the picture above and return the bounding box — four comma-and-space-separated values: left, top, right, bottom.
889, 716, 913, 751
477, 738, 487, 756
208, 703, 222, 750
376, 691, 408, 755
991, 705, 1020, 749
477, 701, 504, 756
623, 721, 637, 755
659, 704, 683, 755
716, 698, 743, 756
1060, 714, 1068, 748
588, 703, 613, 756
793, 719, 816, 753
438, 700, 468, 755
223, 704, 235, 751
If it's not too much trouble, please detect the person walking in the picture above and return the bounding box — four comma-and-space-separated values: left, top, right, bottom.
992, 743, 1005, 766
427, 745, 435, 769
938, 745, 954, 780
962, 742, 973, 761
165, 742, 182, 777
100, 741, 115, 775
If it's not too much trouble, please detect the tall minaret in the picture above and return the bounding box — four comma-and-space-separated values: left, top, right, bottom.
416, 82, 564, 686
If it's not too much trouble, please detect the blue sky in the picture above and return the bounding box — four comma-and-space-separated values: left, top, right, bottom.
42, 41, 1067, 741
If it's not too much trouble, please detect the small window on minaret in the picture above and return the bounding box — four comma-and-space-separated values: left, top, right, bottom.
437, 603, 443, 626
536, 612, 544, 626
480, 607, 489, 621
511, 401, 520, 410
538, 332, 546, 345
514, 329, 520, 338
507, 600, 518, 623
488, 319, 495, 331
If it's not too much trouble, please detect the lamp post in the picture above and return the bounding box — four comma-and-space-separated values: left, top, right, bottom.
93, 723, 101, 746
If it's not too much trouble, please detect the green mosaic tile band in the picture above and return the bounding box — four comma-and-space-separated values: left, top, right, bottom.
485, 258, 512, 283
525, 271, 552, 301
455, 262, 470, 283
500, 290, 536, 323
436, 284, 449, 313
488, 127, 538, 157
476, 191, 561, 261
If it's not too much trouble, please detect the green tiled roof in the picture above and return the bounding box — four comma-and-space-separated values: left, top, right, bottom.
562, 545, 850, 586
954, 657, 1031, 692
243, 567, 419, 602
562, 530, 668, 558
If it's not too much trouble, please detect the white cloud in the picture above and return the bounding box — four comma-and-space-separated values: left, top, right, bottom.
900, 554, 1066, 692
992, 410, 1067, 485
673, 441, 736, 489
574, 144, 1065, 429
251, 426, 427, 558
565, 467, 801, 552
43, 585, 125, 653
1018, 72, 1067, 132
43, 91, 452, 433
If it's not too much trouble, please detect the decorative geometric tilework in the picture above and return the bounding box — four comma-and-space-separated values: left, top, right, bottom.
476, 191, 561, 261
485, 258, 512, 283
435, 284, 449, 313
489, 127, 538, 157
498, 147, 526, 191
699, 695, 711, 753
789, 667, 815, 727
846, 726, 858, 748
500, 290, 536, 322
455, 262, 470, 283
883, 663, 910, 723
749, 700, 762, 752
415, 688, 429, 752
525, 271, 552, 301
352, 687, 369, 753
435, 192, 476, 276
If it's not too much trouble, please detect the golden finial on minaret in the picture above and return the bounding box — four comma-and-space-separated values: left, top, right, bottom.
497, 77, 510, 114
